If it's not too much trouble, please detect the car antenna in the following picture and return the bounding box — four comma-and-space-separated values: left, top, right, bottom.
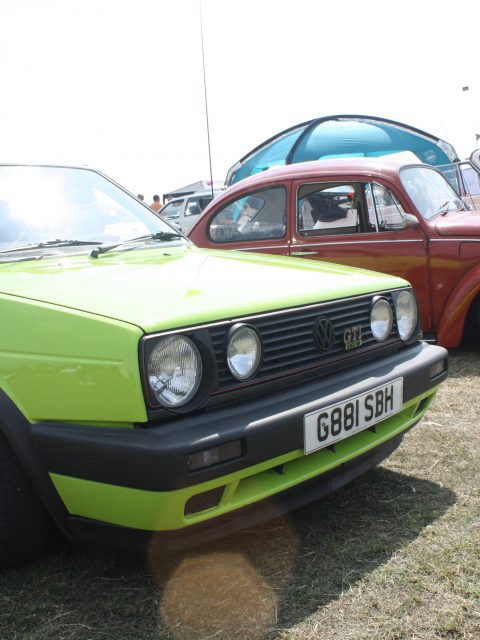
199, 1, 214, 199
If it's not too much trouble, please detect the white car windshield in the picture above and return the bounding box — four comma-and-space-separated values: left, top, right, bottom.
0, 165, 182, 255
400, 166, 464, 220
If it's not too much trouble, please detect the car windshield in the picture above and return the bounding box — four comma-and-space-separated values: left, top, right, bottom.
0, 165, 184, 256
161, 200, 183, 219
400, 166, 464, 220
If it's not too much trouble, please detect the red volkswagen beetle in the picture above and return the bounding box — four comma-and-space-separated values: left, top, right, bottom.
188, 156, 480, 348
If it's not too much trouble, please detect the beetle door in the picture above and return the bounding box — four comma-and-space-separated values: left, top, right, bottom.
290, 179, 432, 331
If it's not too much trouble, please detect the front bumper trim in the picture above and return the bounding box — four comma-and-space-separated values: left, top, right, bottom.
66, 432, 408, 552
31, 342, 447, 492
51, 388, 435, 532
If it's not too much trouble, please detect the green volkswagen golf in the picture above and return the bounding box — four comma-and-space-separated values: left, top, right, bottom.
0, 165, 447, 567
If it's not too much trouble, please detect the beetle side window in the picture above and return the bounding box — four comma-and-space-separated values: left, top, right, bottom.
297, 183, 358, 236
297, 182, 408, 235
365, 183, 406, 230
208, 187, 286, 243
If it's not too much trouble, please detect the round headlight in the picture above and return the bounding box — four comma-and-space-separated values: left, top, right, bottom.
371, 297, 393, 342
227, 324, 261, 381
395, 290, 418, 341
147, 335, 202, 407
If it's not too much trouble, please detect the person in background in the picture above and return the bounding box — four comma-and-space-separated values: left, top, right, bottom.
137, 194, 145, 202
150, 195, 162, 212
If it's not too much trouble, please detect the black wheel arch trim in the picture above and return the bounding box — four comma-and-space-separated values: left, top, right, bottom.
0, 390, 74, 541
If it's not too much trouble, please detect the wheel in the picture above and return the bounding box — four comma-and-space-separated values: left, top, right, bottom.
0, 435, 51, 567
462, 295, 480, 344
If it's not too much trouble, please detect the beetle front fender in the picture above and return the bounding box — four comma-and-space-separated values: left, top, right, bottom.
436, 265, 480, 347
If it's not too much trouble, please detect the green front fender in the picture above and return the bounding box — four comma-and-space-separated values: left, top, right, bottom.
0, 294, 147, 425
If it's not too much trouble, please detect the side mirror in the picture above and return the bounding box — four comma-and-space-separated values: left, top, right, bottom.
403, 213, 419, 229
470, 149, 480, 171
383, 212, 418, 231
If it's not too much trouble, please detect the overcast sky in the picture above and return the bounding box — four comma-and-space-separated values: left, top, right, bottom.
1, 0, 478, 201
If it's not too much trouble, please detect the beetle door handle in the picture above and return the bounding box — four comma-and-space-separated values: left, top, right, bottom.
290, 250, 318, 256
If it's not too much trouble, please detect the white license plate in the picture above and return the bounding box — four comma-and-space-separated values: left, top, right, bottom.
304, 378, 403, 454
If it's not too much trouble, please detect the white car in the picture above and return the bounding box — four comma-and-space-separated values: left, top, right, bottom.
160, 188, 223, 233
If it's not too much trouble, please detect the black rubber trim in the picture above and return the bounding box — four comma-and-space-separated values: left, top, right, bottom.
0, 391, 74, 540
140, 328, 219, 413
66, 432, 407, 552
26, 342, 447, 492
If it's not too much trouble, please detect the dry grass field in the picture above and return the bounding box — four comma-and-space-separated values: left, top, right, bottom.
1, 346, 479, 640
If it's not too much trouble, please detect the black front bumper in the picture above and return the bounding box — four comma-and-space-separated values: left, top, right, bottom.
29, 341, 447, 492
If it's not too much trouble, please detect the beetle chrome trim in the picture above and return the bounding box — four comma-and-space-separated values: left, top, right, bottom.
291, 240, 423, 248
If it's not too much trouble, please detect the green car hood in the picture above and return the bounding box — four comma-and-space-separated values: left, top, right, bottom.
0, 245, 407, 333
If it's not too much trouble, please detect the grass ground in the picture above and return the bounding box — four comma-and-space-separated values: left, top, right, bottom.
0, 346, 479, 640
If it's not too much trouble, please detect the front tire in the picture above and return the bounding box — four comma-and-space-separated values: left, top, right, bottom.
0, 435, 51, 567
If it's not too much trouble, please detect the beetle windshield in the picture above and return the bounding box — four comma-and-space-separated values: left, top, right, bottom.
400, 166, 464, 220
0, 165, 183, 254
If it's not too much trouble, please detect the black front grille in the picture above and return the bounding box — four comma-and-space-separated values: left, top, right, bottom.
210, 293, 398, 389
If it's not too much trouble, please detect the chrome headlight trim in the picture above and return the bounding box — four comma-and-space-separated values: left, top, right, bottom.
147, 335, 202, 408
394, 289, 418, 342
227, 323, 262, 381
370, 297, 393, 342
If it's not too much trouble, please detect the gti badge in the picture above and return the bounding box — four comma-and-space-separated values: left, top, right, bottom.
343, 325, 362, 350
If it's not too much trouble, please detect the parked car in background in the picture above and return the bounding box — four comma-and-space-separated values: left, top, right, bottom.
160, 188, 223, 233
189, 156, 480, 348
0, 164, 447, 567
438, 149, 480, 210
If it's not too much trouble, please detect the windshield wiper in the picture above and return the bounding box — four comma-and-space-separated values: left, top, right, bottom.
0, 254, 46, 263
436, 201, 452, 215
0, 239, 103, 255
131, 232, 184, 242
90, 232, 185, 258
437, 199, 466, 215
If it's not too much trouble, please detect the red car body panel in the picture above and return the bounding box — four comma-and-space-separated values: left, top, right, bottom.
188, 158, 480, 347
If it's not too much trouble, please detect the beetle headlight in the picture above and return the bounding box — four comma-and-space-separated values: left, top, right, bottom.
227, 324, 261, 380
394, 290, 418, 341
370, 297, 393, 342
147, 335, 202, 407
